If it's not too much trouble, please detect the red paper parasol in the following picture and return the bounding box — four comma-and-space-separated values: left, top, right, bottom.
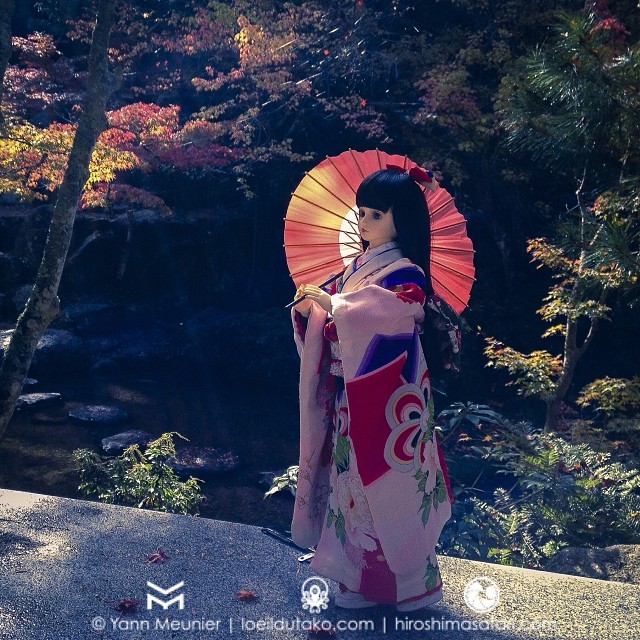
284, 149, 474, 314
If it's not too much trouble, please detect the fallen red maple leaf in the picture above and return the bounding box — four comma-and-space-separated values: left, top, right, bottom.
147, 548, 169, 564
235, 589, 258, 602
116, 598, 140, 613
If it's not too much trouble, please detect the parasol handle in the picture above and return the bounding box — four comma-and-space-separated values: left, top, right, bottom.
285, 270, 346, 310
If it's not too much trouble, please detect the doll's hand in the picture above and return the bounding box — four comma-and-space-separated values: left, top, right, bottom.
300, 284, 333, 313
294, 285, 313, 316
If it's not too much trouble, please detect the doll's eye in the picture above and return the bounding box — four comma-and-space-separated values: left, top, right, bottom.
372, 212, 382, 220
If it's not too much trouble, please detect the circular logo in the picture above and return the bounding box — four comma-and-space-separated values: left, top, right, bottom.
301, 576, 330, 614
463, 576, 500, 613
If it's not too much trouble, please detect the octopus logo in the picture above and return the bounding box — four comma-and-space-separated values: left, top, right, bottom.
301, 576, 330, 614
463, 576, 500, 613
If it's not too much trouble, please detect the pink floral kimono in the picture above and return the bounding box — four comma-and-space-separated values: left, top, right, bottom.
291, 242, 455, 606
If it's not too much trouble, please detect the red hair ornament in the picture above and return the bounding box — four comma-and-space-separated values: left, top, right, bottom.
386, 163, 437, 192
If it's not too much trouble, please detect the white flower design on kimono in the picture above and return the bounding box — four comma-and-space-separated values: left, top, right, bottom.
336, 469, 378, 552
420, 438, 437, 494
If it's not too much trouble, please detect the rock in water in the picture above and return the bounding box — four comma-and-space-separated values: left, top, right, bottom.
32, 329, 89, 374
101, 430, 153, 455
169, 445, 240, 474
16, 393, 63, 410
69, 404, 129, 426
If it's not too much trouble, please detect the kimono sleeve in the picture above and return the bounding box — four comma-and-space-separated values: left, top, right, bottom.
329, 266, 427, 382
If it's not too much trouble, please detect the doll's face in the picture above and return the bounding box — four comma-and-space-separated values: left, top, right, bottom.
357, 206, 397, 249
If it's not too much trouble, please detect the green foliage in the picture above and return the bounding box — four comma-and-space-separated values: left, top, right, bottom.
498, 7, 640, 294
264, 465, 298, 498
577, 376, 640, 416
438, 401, 507, 430
439, 410, 640, 568
485, 8, 640, 428
72, 432, 204, 515
499, 9, 640, 170
484, 338, 562, 400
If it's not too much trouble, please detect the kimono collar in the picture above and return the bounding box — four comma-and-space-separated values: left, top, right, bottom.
354, 240, 400, 269
339, 241, 404, 292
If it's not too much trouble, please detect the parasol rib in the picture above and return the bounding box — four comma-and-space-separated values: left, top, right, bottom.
348, 148, 366, 180
430, 220, 468, 234
290, 193, 359, 235
430, 245, 476, 255
427, 197, 455, 218
431, 267, 476, 284
325, 156, 359, 197
431, 273, 468, 309
290, 254, 354, 280
286, 241, 362, 249
302, 173, 361, 228
286, 218, 362, 243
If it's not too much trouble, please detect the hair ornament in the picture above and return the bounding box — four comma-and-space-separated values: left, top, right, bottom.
386, 163, 437, 192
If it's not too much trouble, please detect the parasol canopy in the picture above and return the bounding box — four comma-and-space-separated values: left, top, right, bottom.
284, 149, 475, 314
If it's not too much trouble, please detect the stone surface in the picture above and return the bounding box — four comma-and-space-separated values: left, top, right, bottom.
168, 445, 240, 474
100, 429, 152, 455
1, 488, 639, 640
114, 209, 167, 224
54, 302, 124, 337
544, 544, 640, 584
70, 405, 129, 427
15, 393, 63, 411
32, 329, 89, 374
0, 328, 89, 375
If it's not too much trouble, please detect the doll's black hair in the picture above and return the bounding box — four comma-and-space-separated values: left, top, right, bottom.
357, 169, 452, 397
355, 169, 433, 294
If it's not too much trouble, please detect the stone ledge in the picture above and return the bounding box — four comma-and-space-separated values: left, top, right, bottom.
0, 489, 637, 640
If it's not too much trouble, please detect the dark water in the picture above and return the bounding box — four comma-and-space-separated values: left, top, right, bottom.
0, 367, 299, 530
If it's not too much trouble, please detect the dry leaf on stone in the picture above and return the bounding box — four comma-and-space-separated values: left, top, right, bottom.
116, 598, 140, 613
147, 548, 169, 564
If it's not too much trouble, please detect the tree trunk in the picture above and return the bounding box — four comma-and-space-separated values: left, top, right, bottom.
0, 0, 15, 125
0, 0, 116, 439
544, 313, 599, 431
544, 175, 602, 432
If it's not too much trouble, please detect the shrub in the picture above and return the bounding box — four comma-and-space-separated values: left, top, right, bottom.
439, 408, 640, 567
73, 432, 204, 515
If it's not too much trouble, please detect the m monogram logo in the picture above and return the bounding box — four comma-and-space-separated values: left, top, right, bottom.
146, 581, 185, 610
